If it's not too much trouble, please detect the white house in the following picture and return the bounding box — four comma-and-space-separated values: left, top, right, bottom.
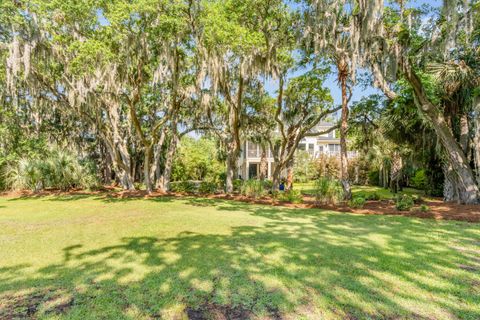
237, 122, 356, 180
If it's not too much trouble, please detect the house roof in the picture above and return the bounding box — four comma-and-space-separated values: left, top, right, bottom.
316, 121, 337, 127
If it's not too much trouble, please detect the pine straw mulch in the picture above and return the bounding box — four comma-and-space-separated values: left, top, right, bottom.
1, 188, 479, 223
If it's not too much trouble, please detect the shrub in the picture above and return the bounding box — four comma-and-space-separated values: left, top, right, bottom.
293, 151, 317, 183
313, 177, 344, 205
412, 194, 423, 204
5, 150, 98, 192
411, 169, 428, 190
349, 196, 366, 209
170, 181, 197, 193
420, 204, 430, 212
347, 157, 371, 185
271, 190, 280, 200
395, 194, 414, 211
312, 154, 340, 179
240, 180, 266, 198
262, 179, 273, 190
279, 189, 303, 204
367, 170, 380, 186
233, 179, 243, 192
5, 158, 44, 192
366, 192, 380, 201
172, 137, 224, 183
198, 181, 218, 194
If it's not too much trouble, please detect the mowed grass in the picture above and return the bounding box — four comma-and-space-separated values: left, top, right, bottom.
0, 195, 479, 319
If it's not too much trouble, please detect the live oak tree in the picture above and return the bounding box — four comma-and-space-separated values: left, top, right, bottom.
1, 0, 479, 206
3, 0, 197, 192
361, 0, 480, 204
300, 0, 382, 199
193, 0, 292, 193
269, 67, 339, 191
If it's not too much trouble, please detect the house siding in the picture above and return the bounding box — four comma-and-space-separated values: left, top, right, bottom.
237, 124, 356, 180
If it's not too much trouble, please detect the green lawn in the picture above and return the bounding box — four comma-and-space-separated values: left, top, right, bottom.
295, 183, 427, 200
0, 195, 479, 319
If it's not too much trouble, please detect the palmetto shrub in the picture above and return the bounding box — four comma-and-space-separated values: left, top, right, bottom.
279, 189, 303, 204
349, 196, 366, 209
313, 177, 344, 205
5, 158, 45, 192
232, 179, 243, 192
395, 194, 414, 211
240, 180, 266, 198
5, 149, 98, 192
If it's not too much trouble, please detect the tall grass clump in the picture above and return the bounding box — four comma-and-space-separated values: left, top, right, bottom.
240, 180, 266, 198
5, 149, 98, 192
313, 177, 344, 205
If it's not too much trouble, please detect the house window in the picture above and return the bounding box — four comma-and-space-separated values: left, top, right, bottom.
298, 143, 306, 151
328, 144, 340, 152
248, 142, 259, 157
308, 144, 314, 154
318, 146, 324, 153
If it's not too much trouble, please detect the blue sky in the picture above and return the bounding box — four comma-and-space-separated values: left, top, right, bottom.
268, 0, 442, 114
98, 0, 441, 113
263, 67, 381, 109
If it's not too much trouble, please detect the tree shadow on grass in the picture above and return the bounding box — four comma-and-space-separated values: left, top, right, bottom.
0, 200, 479, 319
6, 193, 176, 204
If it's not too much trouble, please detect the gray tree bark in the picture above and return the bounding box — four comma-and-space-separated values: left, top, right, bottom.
338, 59, 352, 200
473, 97, 480, 186
158, 134, 178, 192
400, 58, 479, 204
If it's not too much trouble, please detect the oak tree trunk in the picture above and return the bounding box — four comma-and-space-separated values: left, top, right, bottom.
286, 158, 294, 191
225, 150, 237, 193
259, 145, 268, 181
473, 97, 480, 185
271, 164, 282, 192
158, 134, 178, 192
144, 148, 153, 193
339, 70, 352, 200
402, 62, 479, 204
389, 151, 403, 194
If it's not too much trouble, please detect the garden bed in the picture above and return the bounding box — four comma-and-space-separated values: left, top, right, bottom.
206, 194, 480, 223
2, 188, 479, 223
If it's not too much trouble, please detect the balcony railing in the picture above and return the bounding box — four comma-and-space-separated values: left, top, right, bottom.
314, 150, 358, 158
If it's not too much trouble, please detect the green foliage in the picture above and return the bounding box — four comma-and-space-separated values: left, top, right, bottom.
367, 170, 380, 186
365, 192, 380, 201
293, 151, 316, 183
412, 194, 423, 204
395, 194, 414, 211
410, 169, 427, 191
198, 181, 218, 194
4, 149, 98, 192
169, 181, 197, 193
240, 180, 266, 198
420, 204, 430, 212
262, 180, 273, 190
313, 177, 344, 205
233, 179, 243, 192
278, 189, 303, 204
349, 196, 366, 209
312, 155, 340, 180
172, 137, 224, 183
